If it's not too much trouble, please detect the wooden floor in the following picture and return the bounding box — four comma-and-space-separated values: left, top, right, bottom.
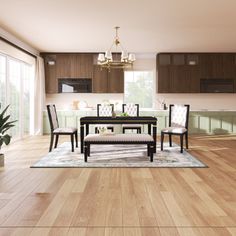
0, 135, 235, 236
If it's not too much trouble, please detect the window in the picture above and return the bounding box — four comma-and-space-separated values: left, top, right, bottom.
124, 71, 154, 109
0, 54, 34, 139
0, 55, 6, 108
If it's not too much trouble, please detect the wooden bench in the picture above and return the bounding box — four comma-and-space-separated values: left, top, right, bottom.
84, 134, 155, 162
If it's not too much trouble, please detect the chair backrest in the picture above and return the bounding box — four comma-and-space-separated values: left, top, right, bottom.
169, 104, 190, 129
122, 103, 139, 117
97, 104, 114, 116
46, 104, 59, 132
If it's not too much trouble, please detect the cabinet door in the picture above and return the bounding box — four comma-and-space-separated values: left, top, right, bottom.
92, 66, 108, 93
74, 54, 93, 78
188, 66, 200, 93
172, 54, 185, 65
56, 54, 72, 78
200, 54, 213, 78
157, 66, 170, 93
212, 54, 224, 78
169, 66, 189, 93
223, 54, 234, 78
107, 68, 124, 93
157, 54, 171, 65
44, 55, 57, 93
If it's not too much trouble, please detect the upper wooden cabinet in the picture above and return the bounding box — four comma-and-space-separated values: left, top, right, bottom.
108, 68, 124, 93
92, 66, 124, 93
93, 65, 108, 93
56, 54, 93, 78
157, 53, 236, 93
42, 52, 124, 94
44, 54, 57, 93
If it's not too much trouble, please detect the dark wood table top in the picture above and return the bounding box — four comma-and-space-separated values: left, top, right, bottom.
80, 116, 157, 125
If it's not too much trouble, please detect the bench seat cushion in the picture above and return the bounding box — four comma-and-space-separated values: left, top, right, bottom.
84, 134, 154, 142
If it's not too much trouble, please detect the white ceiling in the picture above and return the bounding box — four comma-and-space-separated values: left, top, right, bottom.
0, 0, 236, 53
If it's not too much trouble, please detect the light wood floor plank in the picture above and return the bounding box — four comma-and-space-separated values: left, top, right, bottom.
0, 135, 235, 234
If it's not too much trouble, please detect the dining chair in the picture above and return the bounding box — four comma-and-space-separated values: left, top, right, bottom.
95, 104, 115, 133
161, 104, 190, 153
122, 103, 142, 133
47, 104, 78, 152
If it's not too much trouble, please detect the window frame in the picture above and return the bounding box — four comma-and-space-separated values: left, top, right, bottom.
0, 52, 34, 139
123, 70, 156, 110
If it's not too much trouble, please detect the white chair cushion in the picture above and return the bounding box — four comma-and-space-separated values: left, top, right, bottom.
124, 103, 138, 116
53, 127, 77, 133
162, 127, 187, 134
84, 134, 154, 142
171, 105, 187, 128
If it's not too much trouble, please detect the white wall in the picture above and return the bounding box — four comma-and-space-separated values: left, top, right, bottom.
46, 55, 236, 111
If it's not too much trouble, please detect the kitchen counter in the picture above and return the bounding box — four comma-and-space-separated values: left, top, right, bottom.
43, 109, 236, 135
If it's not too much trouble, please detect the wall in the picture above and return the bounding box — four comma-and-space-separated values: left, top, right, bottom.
45, 55, 236, 111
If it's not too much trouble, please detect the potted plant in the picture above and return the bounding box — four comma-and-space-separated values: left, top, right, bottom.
0, 105, 17, 167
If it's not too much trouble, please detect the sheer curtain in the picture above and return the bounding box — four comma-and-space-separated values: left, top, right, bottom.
33, 56, 45, 135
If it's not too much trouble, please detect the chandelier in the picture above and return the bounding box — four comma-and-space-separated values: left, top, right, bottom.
97, 26, 135, 70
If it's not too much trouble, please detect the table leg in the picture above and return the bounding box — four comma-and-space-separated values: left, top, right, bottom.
86, 124, 89, 135
153, 125, 157, 153
80, 125, 84, 153
148, 124, 151, 135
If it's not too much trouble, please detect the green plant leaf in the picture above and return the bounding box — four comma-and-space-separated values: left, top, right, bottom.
2, 134, 11, 145
0, 120, 17, 134
2, 124, 16, 134
0, 115, 10, 127
0, 104, 10, 120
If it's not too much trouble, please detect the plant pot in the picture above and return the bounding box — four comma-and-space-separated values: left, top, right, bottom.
0, 154, 4, 167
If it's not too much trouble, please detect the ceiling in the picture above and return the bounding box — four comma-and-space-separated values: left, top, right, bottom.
1, 0, 236, 53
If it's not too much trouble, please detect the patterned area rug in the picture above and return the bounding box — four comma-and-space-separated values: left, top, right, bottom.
31, 142, 206, 168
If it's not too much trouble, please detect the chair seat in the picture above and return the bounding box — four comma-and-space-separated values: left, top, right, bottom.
53, 127, 77, 134
162, 127, 187, 134
122, 124, 142, 128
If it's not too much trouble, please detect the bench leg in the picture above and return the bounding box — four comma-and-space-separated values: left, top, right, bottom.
147, 144, 150, 156
71, 134, 74, 152
88, 144, 90, 156
84, 143, 88, 162
150, 145, 154, 162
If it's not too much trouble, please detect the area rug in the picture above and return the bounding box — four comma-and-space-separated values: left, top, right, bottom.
31, 142, 206, 168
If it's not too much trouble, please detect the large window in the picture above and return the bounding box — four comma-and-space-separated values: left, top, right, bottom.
124, 71, 154, 109
0, 54, 34, 139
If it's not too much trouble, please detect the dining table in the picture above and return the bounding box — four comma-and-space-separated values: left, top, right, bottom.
80, 116, 157, 153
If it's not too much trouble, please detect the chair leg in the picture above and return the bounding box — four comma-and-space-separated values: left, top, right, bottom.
147, 144, 150, 156
138, 128, 141, 133
54, 134, 59, 148
49, 134, 54, 152
75, 132, 78, 148
169, 134, 172, 147
185, 132, 188, 149
123, 128, 125, 134
150, 145, 154, 162
71, 134, 74, 152
95, 127, 98, 133
161, 132, 164, 151
180, 134, 183, 153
